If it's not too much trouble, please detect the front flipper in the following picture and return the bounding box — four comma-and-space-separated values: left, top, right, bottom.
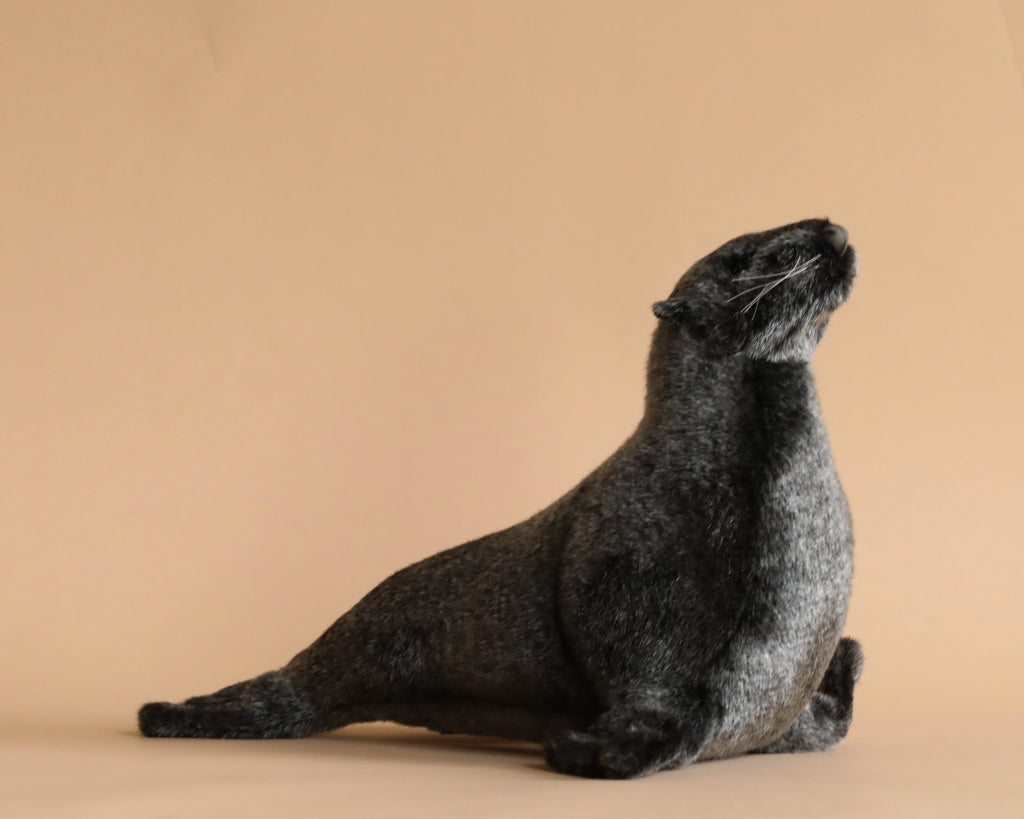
543, 694, 717, 779
752, 636, 864, 755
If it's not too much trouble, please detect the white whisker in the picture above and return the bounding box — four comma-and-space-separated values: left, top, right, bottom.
740, 254, 821, 315
726, 281, 786, 302
734, 272, 791, 281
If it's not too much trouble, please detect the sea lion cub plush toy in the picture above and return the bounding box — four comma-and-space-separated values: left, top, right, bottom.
140, 218, 862, 779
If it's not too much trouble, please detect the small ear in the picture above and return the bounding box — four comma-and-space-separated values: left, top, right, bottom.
652, 299, 689, 321
654, 298, 713, 342
654, 294, 742, 353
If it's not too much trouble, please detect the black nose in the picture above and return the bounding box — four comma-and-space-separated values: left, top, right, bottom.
823, 223, 849, 255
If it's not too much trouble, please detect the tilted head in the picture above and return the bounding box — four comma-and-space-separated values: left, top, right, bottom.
653, 219, 857, 363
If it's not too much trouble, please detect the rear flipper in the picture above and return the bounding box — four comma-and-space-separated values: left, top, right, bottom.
751, 636, 864, 755
138, 671, 318, 739
543, 690, 718, 779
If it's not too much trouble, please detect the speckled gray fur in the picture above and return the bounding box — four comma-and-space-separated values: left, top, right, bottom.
139, 218, 862, 779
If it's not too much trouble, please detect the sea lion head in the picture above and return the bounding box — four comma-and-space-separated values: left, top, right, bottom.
653, 219, 857, 362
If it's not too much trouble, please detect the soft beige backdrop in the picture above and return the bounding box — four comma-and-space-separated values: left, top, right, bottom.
2, 1, 1022, 816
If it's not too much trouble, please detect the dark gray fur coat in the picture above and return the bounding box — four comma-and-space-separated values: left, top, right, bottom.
139, 218, 862, 779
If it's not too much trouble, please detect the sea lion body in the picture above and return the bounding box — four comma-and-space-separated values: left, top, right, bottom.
139, 218, 862, 778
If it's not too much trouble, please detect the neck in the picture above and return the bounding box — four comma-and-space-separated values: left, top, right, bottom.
641, 322, 811, 434
642, 323, 740, 432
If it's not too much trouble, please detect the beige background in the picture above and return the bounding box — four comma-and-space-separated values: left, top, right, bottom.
2, 1, 1022, 816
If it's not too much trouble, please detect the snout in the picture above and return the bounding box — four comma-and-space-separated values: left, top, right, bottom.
823, 223, 848, 255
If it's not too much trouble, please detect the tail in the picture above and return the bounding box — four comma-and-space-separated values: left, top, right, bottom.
138, 670, 319, 739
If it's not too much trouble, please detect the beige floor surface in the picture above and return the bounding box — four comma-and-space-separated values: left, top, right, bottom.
2, 714, 1020, 818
